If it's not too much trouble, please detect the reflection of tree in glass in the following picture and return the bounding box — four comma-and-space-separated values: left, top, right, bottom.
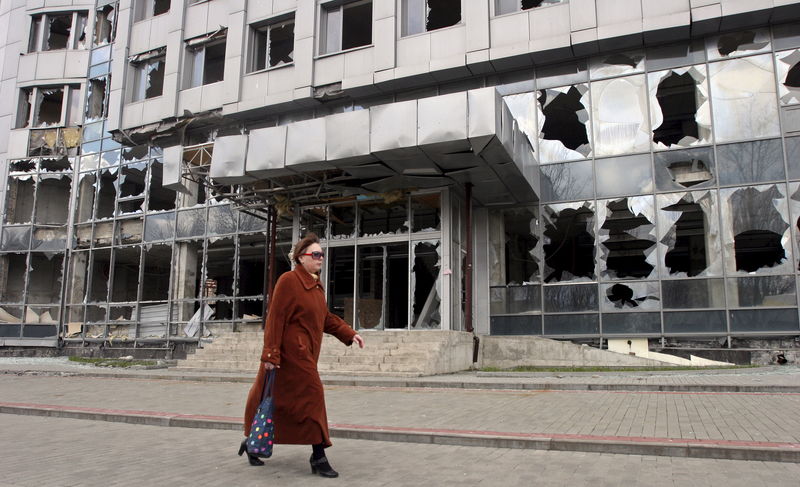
541, 162, 592, 201
718, 139, 784, 185
538, 87, 589, 150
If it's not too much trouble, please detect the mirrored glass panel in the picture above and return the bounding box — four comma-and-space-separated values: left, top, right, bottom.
543, 283, 597, 312
662, 278, 725, 309
542, 202, 595, 282
663, 310, 726, 334
726, 275, 797, 307
536, 84, 592, 163
540, 160, 594, 202
654, 147, 715, 191
597, 196, 657, 280
717, 139, 785, 186
602, 312, 660, 334
595, 154, 653, 198
656, 190, 722, 278
591, 75, 649, 157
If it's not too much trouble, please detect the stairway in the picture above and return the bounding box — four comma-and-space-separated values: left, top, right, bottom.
173, 327, 474, 376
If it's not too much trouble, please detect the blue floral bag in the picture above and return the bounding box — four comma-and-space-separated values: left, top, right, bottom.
247, 369, 276, 458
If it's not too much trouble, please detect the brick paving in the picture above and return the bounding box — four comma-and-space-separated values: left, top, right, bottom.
1, 414, 799, 487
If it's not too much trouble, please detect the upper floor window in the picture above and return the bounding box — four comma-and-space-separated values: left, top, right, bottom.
134, 0, 170, 22
94, 3, 118, 46
495, 0, 564, 16
249, 17, 295, 72
320, 0, 372, 55
402, 0, 460, 36
28, 11, 88, 52
17, 85, 82, 128
130, 51, 166, 101
185, 35, 226, 88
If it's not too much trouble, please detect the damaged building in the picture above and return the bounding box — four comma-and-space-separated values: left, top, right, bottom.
1, 0, 800, 366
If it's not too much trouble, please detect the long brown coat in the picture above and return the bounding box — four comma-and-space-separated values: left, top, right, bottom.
243, 265, 356, 447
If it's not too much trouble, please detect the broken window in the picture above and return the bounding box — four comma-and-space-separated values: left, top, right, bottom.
662, 279, 725, 309
602, 282, 659, 311
40, 157, 72, 172
595, 154, 652, 198
131, 55, 165, 101
6, 177, 36, 224
34, 87, 64, 127
710, 30, 771, 60
359, 197, 408, 237
118, 163, 147, 198
598, 197, 656, 280
28, 12, 88, 52
321, 0, 372, 54
328, 246, 354, 320
110, 246, 140, 302
591, 75, 649, 156
727, 275, 796, 307
250, 18, 294, 72
9, 160, 36, 173
86, 78, 108, 122
207, 205, 237, 235
16, 89, 32, 128
489, 206, 539, 285
206, 237, 235, 298
185, 39, 226, 88
658, 191, 721, 278
402, 0, 460, 36
589, 51, 645, 79
330, 203, 356, 239
0, 254, 27, 303
88, 248, 111, 302
777, 50, 800, 105
709, 55, 779, 142
411, 193, 440, 232
654, 148, 714, 191
114, 218, 143, 245
649, 66, 711, 149
542, 202, 595, 282
76, 173, 97, 223
34, 176, 71, 225
94, 3, 117, 46
148, 161, 177, 211
722, 185, 792, 275
26, 254, 65, 305
495, 0, 563, 16
357, 244, 408, 329
539, 160, 594, 202
134, 0, 170, 22
536, 85, 591, 163
717, 139, 785, 186
412, 241, 441, 328
96, 168, 117, 219
300, 207, 327, 239
141, 244, 172, 301
1, 227, 32, 251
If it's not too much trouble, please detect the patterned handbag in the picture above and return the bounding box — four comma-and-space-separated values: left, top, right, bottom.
247, 369, 276, 458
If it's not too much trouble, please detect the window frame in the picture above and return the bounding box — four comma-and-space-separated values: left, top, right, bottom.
16, 84, 82, 128
248, 15, 296, 73
319, 0, 373, 56
27, 11, 89, 52
130, 55, 166, 102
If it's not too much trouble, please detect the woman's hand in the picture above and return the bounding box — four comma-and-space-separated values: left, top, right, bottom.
352, 334, 365, 349
264, 362, 278, 371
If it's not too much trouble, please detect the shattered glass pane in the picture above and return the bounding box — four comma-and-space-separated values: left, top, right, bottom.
6, 178, 35, 224
141, 244, 172, 301
118, 199, 143, 215
44, 14, 72, 51
730, 309, 799, 332
490, 285, 541, 314
709, 54, 779, 142
268, 21, 294, 67
0, 254, 27, 302
143, 212, 175, 242
540, 160, 594, 202
543, 313, 598, 335
658, 191, 721, 278
94, 4, 116, 46
535, 60, 588, 90
504, 92, 537, 147
595, 154, 653, 198
0, 227, 31, 252
776, 50, 800, 105
496, 0, 563, 16
601, 281, 659, 311
357, 244, 408, 330
726, 275, 796, 307
707, 29, 771, 60
114, 218, 143, 245
411, 193, 441, 232
654, 147, 715, 191
86, 77, 108, 122
177, 209, 206, 238
75, 173, 96, 223
110, 246, 140, 302
206, 238, 235, 297
717, 139, 784, 186
542, 283, 597, 312
330, 204, 355, 239
598, 196, 656, 280
26, 254, 64, 304
328, 247, 354, 319
239, 212, 268, 233
9, 160, 36, 173
359, 198, 408, 237
238, 233, 266, 300
542, 202, 595, 282
207, 205, 237, 235
109, 305, 134, 321
536, 84, 592, 163
300, 207, 326, 239
721, 184, 793, 275
36, 88, 64, 127
412, 240, 441, 329
589, 51, 645, 79
662, 278, 725, 309
148, 160, 176, 211
664, 310, 726, 334
591, 75, 650, 156
40, 157, 72, 172
648, 66, 711, 150
96, 169, 117, 219
602, 312, 660, 334
489, 206, 539, 286
118, 163, 147, 198
31, 226, 68, 252
426, 0, 461, 32
88, 249, 111, 302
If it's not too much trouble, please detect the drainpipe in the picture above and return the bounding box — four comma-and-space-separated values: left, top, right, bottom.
465, 184, 479, 362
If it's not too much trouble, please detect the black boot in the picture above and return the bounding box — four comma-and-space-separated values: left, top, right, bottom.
309, 455, 339, 478
238, 439, 264, 466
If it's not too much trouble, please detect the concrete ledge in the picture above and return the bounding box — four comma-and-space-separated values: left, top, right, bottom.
2, 403, 798, 463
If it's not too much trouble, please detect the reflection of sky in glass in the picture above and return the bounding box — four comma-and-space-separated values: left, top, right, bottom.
595, 154, 653, 198
502, 92, 537, 149
591, 75, 650, 156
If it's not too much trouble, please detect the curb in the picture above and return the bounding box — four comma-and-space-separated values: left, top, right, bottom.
2, 403, 798, 463
3, 369, 800, 393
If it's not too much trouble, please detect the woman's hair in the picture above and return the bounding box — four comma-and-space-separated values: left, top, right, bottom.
292, 232, 320, 265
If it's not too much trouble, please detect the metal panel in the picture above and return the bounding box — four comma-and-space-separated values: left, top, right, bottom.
370, 99, 418, 156
246, 126, 292, 178
326, 110, 374, 165
210, 134, 253, 184
468, 87, 501, 152
285, 118, 328, 169
418, 92, 468, 147
162, 145, 189, 192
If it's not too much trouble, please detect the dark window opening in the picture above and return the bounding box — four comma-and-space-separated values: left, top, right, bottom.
37, 88, 65, 126
521, 0, 545, 8
503, 209, 539, 284
734, 230, 785, 272
543, 206, 595, 282
496, 0, 562, 16
40, 157, 71, 172
119, 164, 147, 198
342, 2, 372, 50
601, 53, 641, 69
269, 22, 294, 67
10, 160, 36, 172
86, 78, 107, 121
426, 0, 461, 32
606, 283, 648, 308
329, 247, 354, 319
538, 87, 589, 151
666, 158, 712, 188
133, 57, 165, 100
17, 89, 32, 128
153, 0, 170, 16
203, 41, 226, 85
717, 31, 768, 56
653, 72, 699, 147
412, 241, 441, 328
663, 199, 707, 277
600, 198, 655, 279
786, 61, 800, 89
148, 162, 177, 211
94, 4, 116, 45
45, 14, 72, 50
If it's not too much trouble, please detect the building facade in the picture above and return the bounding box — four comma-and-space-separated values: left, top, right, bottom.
1, 0, 799, 360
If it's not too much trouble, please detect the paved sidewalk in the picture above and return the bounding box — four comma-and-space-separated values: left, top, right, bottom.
3, 415, 799, 487
0, 366, 798, 462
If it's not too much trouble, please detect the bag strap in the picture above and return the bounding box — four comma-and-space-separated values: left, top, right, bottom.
262, 369, 276, 400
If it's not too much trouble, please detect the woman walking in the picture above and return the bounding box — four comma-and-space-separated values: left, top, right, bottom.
240, 233, 365, 478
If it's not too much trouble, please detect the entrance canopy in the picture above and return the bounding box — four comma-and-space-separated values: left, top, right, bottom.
180, 88, 539, 206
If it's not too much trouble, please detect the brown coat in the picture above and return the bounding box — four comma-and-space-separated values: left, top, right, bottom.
243, 265, 356, 447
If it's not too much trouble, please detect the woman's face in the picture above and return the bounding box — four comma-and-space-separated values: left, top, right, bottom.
297, 242, 324, 275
